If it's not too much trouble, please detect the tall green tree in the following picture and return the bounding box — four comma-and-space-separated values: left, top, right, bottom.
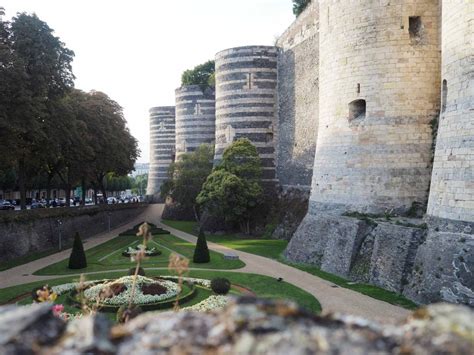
197, 139, 263, 234
161, 144, 214, 220
81, 91, 139, 201
0, 13, 74, 209
293, 0, 311, 16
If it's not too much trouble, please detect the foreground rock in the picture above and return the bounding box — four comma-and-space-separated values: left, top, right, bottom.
1, 298, 473, 354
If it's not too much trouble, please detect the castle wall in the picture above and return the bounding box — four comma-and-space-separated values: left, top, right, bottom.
175, 85, 216, 160
275, 1, 319, 189
214, 46, 278, 182
427, 0, 474, 223
146, 106, 176, 199
310, 0, 441, 215
404, 0, 474, 306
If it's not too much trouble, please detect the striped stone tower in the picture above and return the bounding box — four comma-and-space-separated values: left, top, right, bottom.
214, 46, 278, 183
146, 106, 176, 199
175, 85, 216, 160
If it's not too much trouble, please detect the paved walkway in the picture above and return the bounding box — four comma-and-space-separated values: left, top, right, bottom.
0, 204, 410, 323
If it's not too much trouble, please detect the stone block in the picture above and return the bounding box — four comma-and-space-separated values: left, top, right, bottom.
369, 223, 426, 293
285, 213, 373, 277
403, 229, 474, 306
320, 216, 372, 277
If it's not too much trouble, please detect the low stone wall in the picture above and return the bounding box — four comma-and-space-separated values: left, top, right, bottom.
1, 300, 472, 354
0, 204, 147, 261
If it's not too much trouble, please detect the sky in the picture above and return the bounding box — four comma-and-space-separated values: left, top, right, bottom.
2, 0, 295, 163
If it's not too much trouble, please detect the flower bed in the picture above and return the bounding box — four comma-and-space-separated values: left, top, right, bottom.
83, 276, 179, 306
122, 244, 162, 257
182, 295, 229, 312
66, 276, 197, 312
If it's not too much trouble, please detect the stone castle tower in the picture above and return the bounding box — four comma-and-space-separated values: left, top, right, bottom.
214, 46, 279, 183
148, 0, 473, 305
175, 85, 216, 160
146, 106, 175, 200
312, 0, 440, 215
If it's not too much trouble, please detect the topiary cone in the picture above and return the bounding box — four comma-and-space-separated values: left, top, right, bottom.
193, 228, 210, 263
68, 232, 87, 269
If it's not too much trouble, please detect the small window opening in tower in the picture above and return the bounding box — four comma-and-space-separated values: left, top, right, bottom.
441, 79, 447, 113
357, 83, 361, 94
348, 99, 366, 121
266, 132, 274, 143
409, 16, 422, 39
247, 72, 252, 90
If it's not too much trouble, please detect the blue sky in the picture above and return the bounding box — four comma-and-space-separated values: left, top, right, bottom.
1, 0, 295, 162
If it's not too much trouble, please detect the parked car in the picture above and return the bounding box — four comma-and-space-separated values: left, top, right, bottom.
0, 201, 15, 210
107, 197, 118, 204
31, 202, 45, 209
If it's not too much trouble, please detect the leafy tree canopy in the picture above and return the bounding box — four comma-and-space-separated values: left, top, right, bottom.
196, 139, 263, 234
181, 60, 215, 90
161, 144, 214, 219
218, 138, 262, 180
293, 0, 311, 17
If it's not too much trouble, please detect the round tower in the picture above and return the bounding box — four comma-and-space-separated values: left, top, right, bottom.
403, 0, 474, 307
214, 45, 278, 182
311, 0, 441, 215
175, 85, 216, 160
146, 106, 176, 199
427, 0, 474, 224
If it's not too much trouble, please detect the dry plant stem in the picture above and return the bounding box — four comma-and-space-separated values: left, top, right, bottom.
128, 223, 151, 310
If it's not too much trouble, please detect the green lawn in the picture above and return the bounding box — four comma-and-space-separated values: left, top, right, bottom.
34, 232, 245, 276
0, 270, 321, 315
162, 220, 288, 259
162, 219, 418, 310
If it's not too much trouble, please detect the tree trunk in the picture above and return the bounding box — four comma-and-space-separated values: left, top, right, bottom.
18, 159, 27, 210
46, 174, 53, 207
81, 178, 86, 206
65, 185, 71, 207
193, 205, 200, 223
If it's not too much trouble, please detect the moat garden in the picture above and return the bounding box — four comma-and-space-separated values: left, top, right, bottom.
0, 214, 419, 323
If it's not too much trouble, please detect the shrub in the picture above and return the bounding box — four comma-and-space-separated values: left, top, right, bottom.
129, 267, 146, 276
193, 229, 210, 263
210, 278, 231, 295
68, 233, 87, 269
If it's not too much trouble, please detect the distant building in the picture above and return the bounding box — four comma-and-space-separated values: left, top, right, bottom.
131, 163, 150, 178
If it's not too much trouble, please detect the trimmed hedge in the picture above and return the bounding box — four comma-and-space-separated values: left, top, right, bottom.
193, 229, 210, 263
68, 233, 87, 269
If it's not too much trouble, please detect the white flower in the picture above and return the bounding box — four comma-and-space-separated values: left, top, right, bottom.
182, 295, 228, 312
83, 276, 180, 306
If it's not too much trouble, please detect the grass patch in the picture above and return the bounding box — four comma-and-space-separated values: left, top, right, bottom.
34, 233, 245, 276
164, 219, 418, 310
281, 260, 418, 310
1, 270, 321, 315
162, 220, 288, 260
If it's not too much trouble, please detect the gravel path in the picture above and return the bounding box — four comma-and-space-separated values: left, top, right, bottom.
0, 204, 410, 323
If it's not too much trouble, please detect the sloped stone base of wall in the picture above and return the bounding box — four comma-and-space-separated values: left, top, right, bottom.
286, 212, 474, 306
271, 187, 310, 240
369, 223, 425, 293
403, 220, 474, 306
